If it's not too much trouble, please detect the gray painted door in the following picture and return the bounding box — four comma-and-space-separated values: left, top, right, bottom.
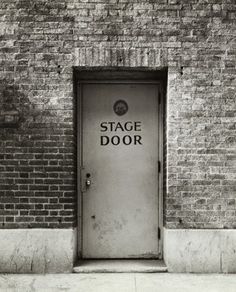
82, 83, 159, 258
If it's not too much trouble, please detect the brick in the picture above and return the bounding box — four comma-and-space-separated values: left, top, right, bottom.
0, 0, 234, 231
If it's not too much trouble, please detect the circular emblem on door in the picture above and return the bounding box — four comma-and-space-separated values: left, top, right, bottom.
113, 100, 128, 116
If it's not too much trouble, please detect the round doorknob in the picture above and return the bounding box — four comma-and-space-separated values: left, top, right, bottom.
86, 179, 91, 186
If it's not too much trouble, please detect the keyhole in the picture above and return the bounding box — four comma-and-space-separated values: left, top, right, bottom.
86, 173, 91, 178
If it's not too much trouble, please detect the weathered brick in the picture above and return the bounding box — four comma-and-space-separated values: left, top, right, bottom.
0, 0, 235, 230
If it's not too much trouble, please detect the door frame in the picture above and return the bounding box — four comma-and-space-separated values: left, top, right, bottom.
76, 76, 165, 260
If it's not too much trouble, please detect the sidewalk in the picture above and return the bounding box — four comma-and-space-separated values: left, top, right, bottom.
0, 273, 236, 292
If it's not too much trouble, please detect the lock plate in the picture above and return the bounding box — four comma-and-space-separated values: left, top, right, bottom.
81, 167, 92, 192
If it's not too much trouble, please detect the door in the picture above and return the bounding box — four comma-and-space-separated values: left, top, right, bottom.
81, 82, 159, 258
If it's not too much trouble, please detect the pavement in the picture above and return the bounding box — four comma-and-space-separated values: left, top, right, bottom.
0, 273, 236, 292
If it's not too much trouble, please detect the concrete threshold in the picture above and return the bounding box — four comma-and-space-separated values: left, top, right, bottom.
73, 259, 167, 273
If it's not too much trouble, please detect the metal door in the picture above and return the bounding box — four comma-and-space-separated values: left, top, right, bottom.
81, 83, 159, 258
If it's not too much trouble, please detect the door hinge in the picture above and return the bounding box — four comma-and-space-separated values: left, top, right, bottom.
158, 161, 161, 173
158, 227, 161, 240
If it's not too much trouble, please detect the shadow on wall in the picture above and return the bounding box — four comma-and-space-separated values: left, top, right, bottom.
0, 80, 30, 128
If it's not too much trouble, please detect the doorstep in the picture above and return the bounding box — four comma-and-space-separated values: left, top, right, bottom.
73, 260, 168, 273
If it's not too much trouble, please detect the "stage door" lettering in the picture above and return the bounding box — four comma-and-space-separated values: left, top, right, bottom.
100, 121, 142, 146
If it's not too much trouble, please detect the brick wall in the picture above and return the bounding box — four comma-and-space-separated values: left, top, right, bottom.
0, 0, 235, 228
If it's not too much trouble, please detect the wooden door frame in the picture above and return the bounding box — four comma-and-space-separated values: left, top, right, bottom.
75, 69, 166, 260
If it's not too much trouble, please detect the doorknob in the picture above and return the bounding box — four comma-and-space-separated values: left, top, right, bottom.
86, 178, 91, 187
81, 168, 92, 192
85, 173, 91, 187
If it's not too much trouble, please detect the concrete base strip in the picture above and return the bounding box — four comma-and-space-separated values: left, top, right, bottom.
164, 228, 236, 273
0, 228, 77, 273
1, 228, 236, 273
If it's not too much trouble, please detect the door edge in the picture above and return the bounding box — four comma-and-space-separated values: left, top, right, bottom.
76, 76, 165, 260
